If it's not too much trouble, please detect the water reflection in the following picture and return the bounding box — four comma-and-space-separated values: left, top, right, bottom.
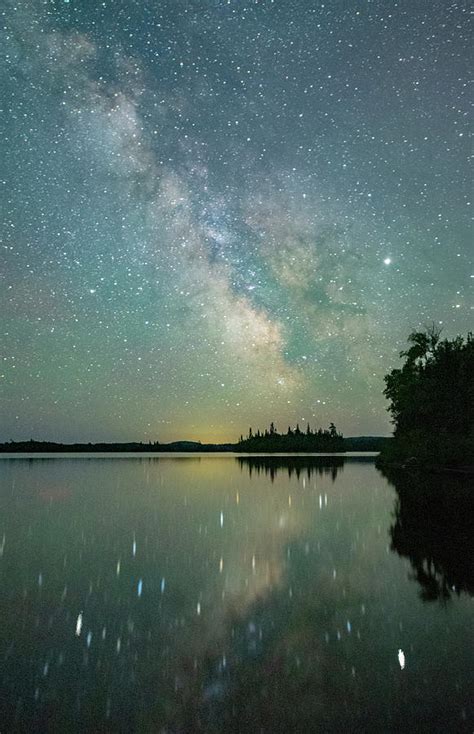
382, 466, 474, 601
237, 455, 344, 481
0, 457, 472, 732
237, 454, 377, 482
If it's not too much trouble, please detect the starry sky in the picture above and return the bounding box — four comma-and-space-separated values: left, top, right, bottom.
1, 0, 472, 443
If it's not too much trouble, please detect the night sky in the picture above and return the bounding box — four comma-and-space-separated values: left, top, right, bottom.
1, 0, 472, 443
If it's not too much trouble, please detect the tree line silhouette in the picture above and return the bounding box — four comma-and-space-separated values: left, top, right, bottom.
237, 422, 344, 453
0, 439, 235, 453
379, 327, 474, 467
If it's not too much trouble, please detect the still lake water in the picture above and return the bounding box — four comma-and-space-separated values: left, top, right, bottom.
0, 454, 472, 733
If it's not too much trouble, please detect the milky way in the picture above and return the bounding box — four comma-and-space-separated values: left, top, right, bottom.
1, 0, 472, 442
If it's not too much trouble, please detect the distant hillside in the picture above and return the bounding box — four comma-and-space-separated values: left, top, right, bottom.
0, 436, 391, 454
166, 441, 235, 452
343, 436, 392, 452
0, 440, 235, 453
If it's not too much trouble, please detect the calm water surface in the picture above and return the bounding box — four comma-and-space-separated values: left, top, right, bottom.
0, 455, 472, 732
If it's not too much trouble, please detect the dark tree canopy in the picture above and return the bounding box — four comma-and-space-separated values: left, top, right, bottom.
381, 328, 474, 466
237, 423, 344, 453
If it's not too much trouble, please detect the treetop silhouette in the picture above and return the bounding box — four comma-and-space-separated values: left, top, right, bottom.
380, 328, 474, 467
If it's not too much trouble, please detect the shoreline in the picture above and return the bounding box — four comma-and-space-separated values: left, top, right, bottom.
376, 458, 474, 476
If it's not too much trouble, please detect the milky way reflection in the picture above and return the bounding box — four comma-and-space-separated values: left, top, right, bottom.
0, 455, 472, 732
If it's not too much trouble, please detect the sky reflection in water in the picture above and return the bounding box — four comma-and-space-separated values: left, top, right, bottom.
0, 456, 472, 732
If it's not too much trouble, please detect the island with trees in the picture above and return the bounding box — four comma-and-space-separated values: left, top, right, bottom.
378, 328, 474, 471
236, 422, 345, 453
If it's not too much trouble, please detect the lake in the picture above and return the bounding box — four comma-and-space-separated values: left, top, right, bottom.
0, 454, 472, 732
